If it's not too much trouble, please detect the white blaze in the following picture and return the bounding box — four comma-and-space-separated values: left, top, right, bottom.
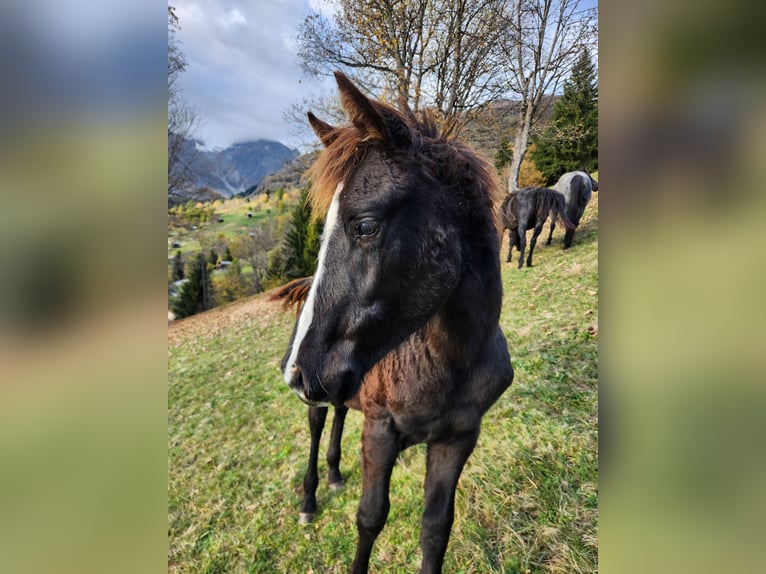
283, 182, 344, 384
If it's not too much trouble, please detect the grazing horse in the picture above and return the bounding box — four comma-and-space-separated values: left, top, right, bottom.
278, 71, 514, 574
499, 187, 574, 269
547, 170, 598, 248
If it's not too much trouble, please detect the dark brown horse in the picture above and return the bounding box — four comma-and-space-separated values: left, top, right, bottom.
276, 72, 514, 574
499, 186, 574, 268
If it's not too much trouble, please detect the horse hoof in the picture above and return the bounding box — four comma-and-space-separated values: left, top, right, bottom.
299, 512, 315, 525
329, 481, 344, 492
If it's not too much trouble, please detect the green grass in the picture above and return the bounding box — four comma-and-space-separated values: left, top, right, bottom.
168, 195, 598, 573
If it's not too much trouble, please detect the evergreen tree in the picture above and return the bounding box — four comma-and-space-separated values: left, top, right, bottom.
172, 250, 184, 281
224, 245, 233, 262
494, 137, 513, 176
281, 186, 323, 279
209, 248, 219, 266
172, 252, 214, 318
531, 48, 598, 185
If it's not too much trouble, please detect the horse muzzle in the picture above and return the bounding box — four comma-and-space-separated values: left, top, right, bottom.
288, 358, 362, 407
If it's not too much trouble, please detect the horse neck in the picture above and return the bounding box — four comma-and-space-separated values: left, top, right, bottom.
424, 237, 502, 369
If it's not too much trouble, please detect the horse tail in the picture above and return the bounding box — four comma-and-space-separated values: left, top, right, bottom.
546, 188, 577, 230
269, 276, 313, 314
509, 192, 519, 228
499, 195, 510, 227
499, 194, 518, 230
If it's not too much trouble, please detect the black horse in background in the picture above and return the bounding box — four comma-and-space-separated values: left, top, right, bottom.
547, 170, 598, 248
499, 187, 574, 269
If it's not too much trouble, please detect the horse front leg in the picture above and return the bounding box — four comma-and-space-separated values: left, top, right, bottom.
350, 416, 401, 574
527, 222, 544, 267
505, 229, 513, 263
327, 405, 348, 490
300, 405, 328, 524
419, 430, 479, 574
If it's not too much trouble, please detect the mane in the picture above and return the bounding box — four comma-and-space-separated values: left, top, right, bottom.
269, 276, 313, 314
306, 101, 501, 222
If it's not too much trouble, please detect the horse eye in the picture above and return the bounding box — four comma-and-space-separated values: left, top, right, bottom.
355, 219, 380, 238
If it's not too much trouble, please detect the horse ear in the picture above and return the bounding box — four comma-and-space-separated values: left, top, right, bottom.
307, 112, 338, 147
334, 71, 387, 140
334, 71, 411, 149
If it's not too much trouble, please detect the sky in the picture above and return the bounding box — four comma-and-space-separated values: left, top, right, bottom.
173, 0, 335, 150
173, 0, 598, 151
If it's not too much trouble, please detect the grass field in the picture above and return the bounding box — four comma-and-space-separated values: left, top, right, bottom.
168, 193, 598, 573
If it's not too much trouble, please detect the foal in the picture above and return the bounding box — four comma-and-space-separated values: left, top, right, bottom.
278, 72, 514, 574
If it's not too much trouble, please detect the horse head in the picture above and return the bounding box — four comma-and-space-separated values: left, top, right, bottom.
282, 72, 488, 406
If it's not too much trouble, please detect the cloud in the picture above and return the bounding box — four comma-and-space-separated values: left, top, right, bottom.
173, 0, 327, 149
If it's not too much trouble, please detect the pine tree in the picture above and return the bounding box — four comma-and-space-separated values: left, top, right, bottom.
224, 245, 233, 262
209, 249, 219, 266
172, 252, 214, 318
494, 137, 513, 176
281, 186, 323, 279
531, 48, 598, 185
172, 250, 184, 281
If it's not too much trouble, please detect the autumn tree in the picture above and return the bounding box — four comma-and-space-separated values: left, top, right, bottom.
498, 0, 596, 192
297, 0, 507, 135
214, 259, 249, 304
231, 221, 278, 293
295, 0, 597, 192
530, 47, 598, 183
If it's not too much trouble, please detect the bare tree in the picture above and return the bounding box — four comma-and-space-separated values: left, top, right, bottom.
168, 6, 200, 200
499, 0, 597, 192
296, 0, 507, 133
428, 0, 506, 136
295, 1, 596, 188
281, 89, 347, 149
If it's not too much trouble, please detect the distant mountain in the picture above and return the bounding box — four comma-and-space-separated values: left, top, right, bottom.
173, 138, 299, 200
244, 150, 319, 198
